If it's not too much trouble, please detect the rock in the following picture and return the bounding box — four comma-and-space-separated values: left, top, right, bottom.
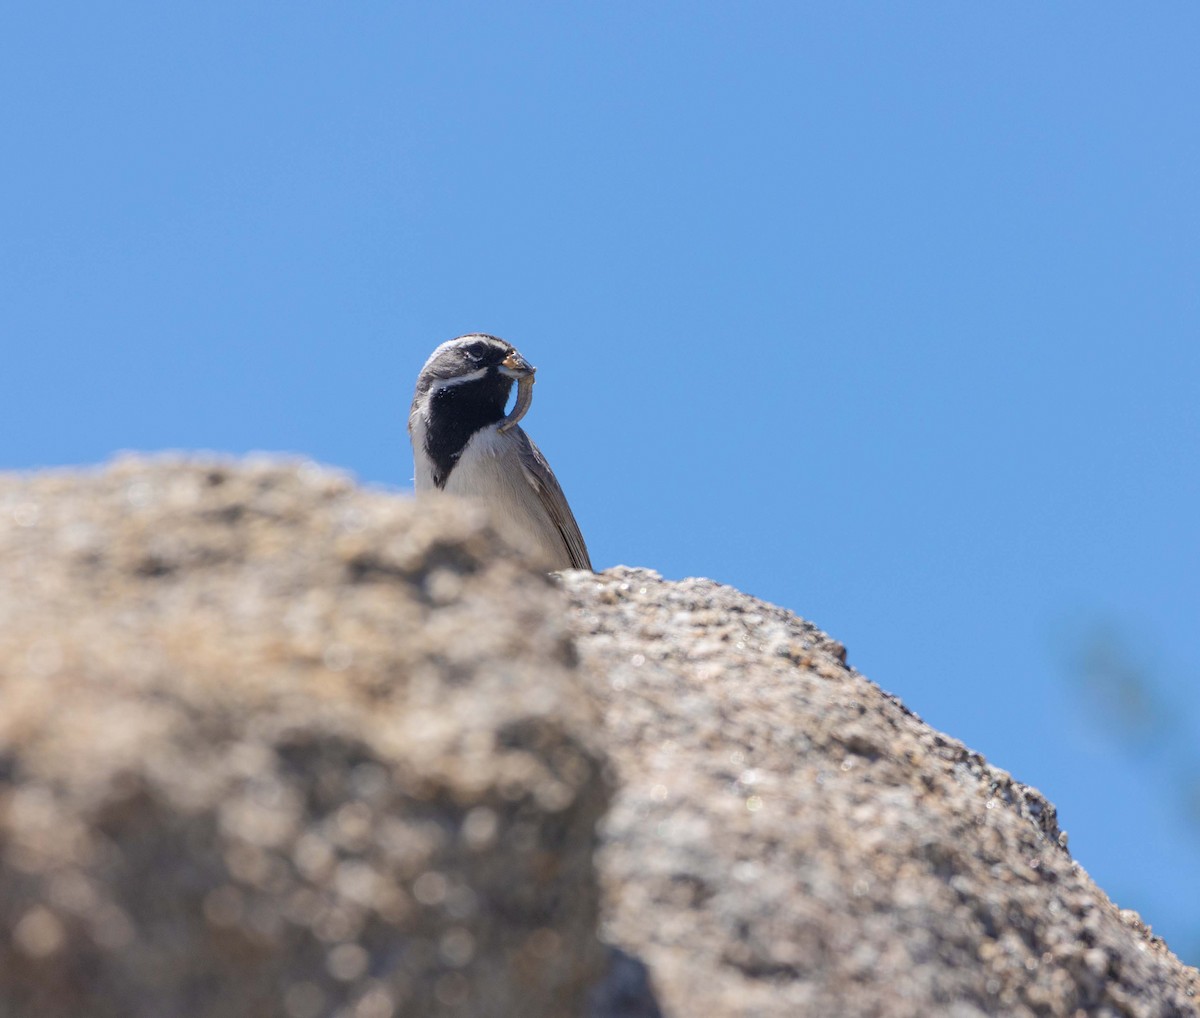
1, 458, 1197, 1018
559, 567, 1200, 1017
0, 458, 609, 1018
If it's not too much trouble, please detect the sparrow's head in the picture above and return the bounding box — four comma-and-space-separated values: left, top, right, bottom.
415, 334, 535, 401
410, 333, 537, 447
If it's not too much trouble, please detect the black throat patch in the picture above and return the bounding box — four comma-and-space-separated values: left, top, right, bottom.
423, 372, 513, 488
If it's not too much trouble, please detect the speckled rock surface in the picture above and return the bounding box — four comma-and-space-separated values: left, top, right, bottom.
2, 460, 1197, 1018
560, 568, 1200, 1018
0, 458, 608, 1018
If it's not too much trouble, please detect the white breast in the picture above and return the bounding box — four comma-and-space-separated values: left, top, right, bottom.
412, 421, 573, 570
409, 411, 438, 492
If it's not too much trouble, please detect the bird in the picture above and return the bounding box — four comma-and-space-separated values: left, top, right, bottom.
408, 334, 592, 571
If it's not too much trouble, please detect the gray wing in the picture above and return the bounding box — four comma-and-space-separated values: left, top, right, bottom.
513, 427, 593, 571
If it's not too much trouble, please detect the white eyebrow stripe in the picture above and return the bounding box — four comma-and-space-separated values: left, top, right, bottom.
429, 367, 489, 394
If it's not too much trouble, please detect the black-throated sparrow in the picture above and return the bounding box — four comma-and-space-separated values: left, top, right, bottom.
408, 334, 592, 571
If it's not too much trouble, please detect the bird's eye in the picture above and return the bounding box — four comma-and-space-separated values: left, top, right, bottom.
464, 343, 491, 364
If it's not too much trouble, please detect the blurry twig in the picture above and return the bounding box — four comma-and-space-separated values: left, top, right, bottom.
1056, 617, 1200, 963
1065, 623, 1172, 749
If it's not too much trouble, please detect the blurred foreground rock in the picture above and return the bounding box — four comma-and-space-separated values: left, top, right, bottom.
0, 459, 607, 1018
0, 458, 1197, 1017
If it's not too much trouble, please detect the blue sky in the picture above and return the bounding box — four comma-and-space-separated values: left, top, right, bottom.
3, 5, 1198, 960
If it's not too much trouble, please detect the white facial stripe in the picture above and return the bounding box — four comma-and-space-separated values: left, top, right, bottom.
428, 367, 489, 395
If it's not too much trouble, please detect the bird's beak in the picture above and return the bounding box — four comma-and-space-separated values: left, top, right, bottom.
499, 351, 536, 379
